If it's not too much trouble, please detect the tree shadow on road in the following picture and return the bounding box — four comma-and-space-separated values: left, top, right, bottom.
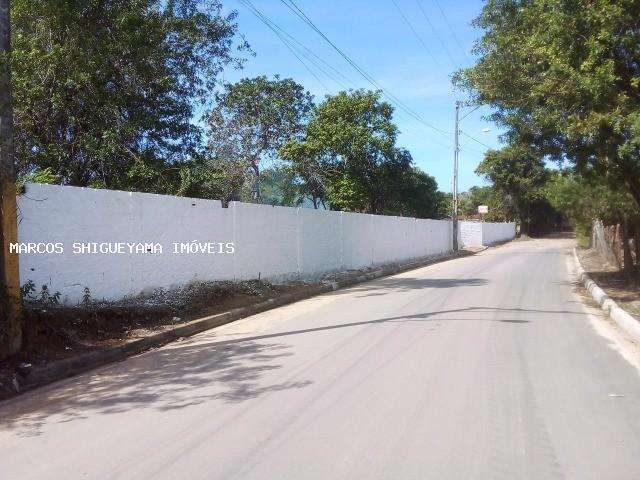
1, 338, 311, 437
347, 277, 489, 297
179, 306, 587, 350
0, 301, 588, 438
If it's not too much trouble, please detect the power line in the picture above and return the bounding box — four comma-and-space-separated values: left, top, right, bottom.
242, 0, 495, 158
459, 129, 492, 149
278, 0, 454, 146
243, 1, 358, 90
413, 0, 458, 69
432, 0, 471, 62
389, 0, 442, 70
459, 104, 481, 121
459, 145, 487, 156
238, 0, 332, 92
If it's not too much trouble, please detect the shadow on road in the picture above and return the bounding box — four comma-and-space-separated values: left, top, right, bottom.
348, 277, 489, 297
189, 306, 587, 350
1, 300, 588, 438
1, 339, 312, 437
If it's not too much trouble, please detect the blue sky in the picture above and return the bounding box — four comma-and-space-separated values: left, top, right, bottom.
221, 0, 501, 192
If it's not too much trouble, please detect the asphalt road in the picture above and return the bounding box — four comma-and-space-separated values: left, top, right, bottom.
2, 238, 640, 479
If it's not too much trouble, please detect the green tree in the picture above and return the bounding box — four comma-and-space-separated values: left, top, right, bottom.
459, 185, 511, 222
281, 90, 432, 214
207, 75, 314, 202
476, 143, 550, 235
546, 172, 639, 271
281, 149, 327, 208
435, 191, 452, 220
380, 155, 440, 218
11, 0, 247, 191
455, 0, 640, 208
258, 166, 307, 207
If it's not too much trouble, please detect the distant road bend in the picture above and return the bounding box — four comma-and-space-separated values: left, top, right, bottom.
2, 238, 640, 479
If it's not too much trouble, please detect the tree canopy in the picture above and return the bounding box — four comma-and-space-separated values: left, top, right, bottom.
455, 0, 640, 208
459, 185, 511, 222
475, 143, 555, 234
9, 4, 445, 218
11, 0, 248, 191
207, 75, 314, 201
280, 90, 438, 217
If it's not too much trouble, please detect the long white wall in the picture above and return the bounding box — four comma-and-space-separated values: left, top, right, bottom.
17, 184, 454, 303
459, 220, 516, 248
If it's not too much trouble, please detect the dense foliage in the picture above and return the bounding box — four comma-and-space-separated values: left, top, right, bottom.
280, 90, 440, 217
9, 2, 450, 219
456, 0, 640, 270
455, 0, 640, 209
475, 144, 558, 234
12, 0, 247, 191
207, 75, 314, 201
458, 186, 511, 222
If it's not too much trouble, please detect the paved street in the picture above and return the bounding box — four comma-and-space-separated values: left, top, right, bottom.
1, 238, 640, 479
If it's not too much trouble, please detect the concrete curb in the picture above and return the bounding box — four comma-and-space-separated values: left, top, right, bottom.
573, 247, 640, 343
7, 249, 478, 397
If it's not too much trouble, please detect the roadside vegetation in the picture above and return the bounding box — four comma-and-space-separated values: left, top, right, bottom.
3, 0, 640, 366
455, 0, 640, 279
10, 2, 448, 219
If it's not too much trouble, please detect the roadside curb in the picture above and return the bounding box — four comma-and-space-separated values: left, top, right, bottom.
6, 248, 479, 398
572, 247, 640, 343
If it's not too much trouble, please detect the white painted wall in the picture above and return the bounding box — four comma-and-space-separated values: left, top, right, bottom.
17, 184, 454, 303
458, 221, 482, 249
481, 222, 516, 246
459, 221, 516, 248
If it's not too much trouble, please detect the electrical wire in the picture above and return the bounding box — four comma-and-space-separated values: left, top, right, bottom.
241, 0, 495, 157
432, 0, 471, 62
278, 0, 454, 147
459, 129, 493, 149
243, 0, 358, 90
238, 0, 335, 92
413, 0, 458, 69
389, 0, 442, 70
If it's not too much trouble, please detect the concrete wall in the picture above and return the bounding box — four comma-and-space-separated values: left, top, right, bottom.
458, 221, 482, 249
481, 222, 516, 246
459, 221, 516, 248
17, 184, 454, 303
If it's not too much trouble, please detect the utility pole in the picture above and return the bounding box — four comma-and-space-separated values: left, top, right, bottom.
452, 101, 460, 251
0, 0, 22, 360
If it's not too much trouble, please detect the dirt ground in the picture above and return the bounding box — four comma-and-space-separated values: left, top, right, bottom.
577, 248, 640, 319
0, 280, 317, 390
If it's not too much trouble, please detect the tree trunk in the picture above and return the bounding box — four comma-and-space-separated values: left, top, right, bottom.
626, 175, 640, 211
250, 160, 260, 203
0, 0, 22, 360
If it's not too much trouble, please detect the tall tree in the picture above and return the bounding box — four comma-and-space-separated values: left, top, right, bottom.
476, 143, 549, 235
546, 172, 639, 273
11, 0, 247, 191
460, 185, 511, 221
455, 0, 640, 208
379, 150, 440, 218
0, 0, 21, 359
207, 75, 314, 202
281, 90, 401, 214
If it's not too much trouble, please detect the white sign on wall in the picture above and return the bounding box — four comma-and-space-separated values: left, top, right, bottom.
478, 205, 489, 214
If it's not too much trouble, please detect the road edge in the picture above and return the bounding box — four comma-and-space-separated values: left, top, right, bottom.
5, 247, 486, 398
573, 247, 640, 343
